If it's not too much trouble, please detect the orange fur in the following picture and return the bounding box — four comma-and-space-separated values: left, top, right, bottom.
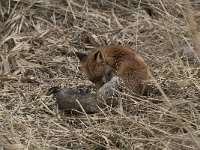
76, 45, 149, 95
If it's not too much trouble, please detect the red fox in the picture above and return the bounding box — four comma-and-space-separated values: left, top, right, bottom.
75, 45, 149, 95
47, 45, 149, 114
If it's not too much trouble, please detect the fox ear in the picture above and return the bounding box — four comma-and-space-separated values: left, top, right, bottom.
94, 51, 103, 63
75, 52, 87, 61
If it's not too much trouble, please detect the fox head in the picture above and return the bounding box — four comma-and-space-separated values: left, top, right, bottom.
75, 50, 112, 89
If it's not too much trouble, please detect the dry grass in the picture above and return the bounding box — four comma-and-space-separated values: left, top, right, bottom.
0, 0, 200, 149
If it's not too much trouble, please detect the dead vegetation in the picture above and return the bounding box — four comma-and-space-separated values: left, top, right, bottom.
0, 0, 200, 149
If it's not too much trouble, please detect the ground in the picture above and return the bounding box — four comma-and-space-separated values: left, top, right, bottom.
0, 0, 200, 150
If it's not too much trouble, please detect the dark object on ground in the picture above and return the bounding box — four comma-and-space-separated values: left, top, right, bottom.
47, 87, 100, 114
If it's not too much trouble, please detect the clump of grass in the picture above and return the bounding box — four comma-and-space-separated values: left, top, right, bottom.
0, 0, 200, 149
183, 0, 200, 61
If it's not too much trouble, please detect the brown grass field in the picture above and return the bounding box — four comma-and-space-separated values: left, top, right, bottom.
0, 0, 200, 149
